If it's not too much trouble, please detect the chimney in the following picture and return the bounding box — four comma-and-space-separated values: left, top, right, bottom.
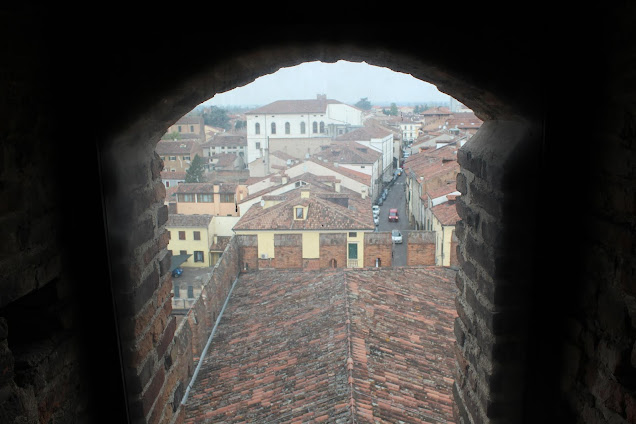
361, 187, 367, 199
282, 175, 288, 184
213, 235, 218, 245
301, 189, 310, 199
335, 182, 341, 192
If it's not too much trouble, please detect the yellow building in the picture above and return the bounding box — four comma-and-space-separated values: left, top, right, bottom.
175, 182, 247, 216
233, 188, 374, 269
430, 196, 460, 267
167, 214, 214, 267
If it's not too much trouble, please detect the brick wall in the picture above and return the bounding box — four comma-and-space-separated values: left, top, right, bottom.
364, 232, 392, 268
237, 235, 258, 272
274, 234, 302, 269
406, 231, 436, 266
319, 234, 347, 269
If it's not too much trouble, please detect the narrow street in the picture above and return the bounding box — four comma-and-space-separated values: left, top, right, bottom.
376, 171, 409, 266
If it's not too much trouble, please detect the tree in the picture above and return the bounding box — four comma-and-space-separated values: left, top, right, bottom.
202, 106, 230, 130
234, 120, 246, 130
185, 154, 205, 183
165, 130, 181, 140
390, 103, 398, 116
355, 97, 372, 110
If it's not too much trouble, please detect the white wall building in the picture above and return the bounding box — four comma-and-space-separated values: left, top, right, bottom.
245, 95, 363, 175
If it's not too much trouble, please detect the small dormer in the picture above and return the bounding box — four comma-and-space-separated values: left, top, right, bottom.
293, 204, 308, 220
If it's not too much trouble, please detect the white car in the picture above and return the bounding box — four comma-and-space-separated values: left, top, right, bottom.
372, 205, 380, 217
374, 215, 379, 226
391, 229, 403, 244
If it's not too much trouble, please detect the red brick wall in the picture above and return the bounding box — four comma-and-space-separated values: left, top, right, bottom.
303, 259, 321, 270
319, 233, 347, 269
274, 246, 303, 269
406, 231, 436, 266
364, 232, 392, 267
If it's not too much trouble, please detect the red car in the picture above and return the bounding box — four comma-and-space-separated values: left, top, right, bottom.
388, 208, 399, 222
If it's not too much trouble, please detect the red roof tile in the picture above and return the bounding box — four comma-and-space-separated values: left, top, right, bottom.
183, 267, 458, 423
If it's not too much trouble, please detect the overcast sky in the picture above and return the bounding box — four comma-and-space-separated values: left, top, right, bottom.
200, 60, 451, 108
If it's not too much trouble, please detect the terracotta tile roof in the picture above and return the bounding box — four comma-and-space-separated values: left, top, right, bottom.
176, 182, 237, 195
317, 141, 381, 164
334, 126, 392, 141
307, 158, 372, 186
246, 98, 345, 114
427, 181, 459, 200
208, 153, 238, 168
167, 214, 213, 227
432, 200, 460, 226
233, 192, 374, 231
210, 235, 231, 252
183, 267, 458, 423
406, 155, 460, 183
155, 140, 201, 155
421, 106, 452, 115
240, 172, 355, 204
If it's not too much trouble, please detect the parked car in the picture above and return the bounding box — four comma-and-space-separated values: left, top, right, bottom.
391, 229, 403, 244
378, 197, 383, 206
374, 215, 379, 226
388, 208, 399, 222
372, 205, 380, 217
172, 267, 183, 278
397, 167, 403, 175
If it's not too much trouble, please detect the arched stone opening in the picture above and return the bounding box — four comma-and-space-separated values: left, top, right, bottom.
98, 41, 542, 423
2, 5, 635, 424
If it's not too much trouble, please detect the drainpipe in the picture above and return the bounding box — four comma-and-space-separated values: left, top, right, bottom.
181, 275, 239, 405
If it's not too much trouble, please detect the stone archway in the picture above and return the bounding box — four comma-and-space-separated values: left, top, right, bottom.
98, 41, 543, 423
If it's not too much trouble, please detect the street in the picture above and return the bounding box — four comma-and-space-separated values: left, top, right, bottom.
376, 172, 409, 266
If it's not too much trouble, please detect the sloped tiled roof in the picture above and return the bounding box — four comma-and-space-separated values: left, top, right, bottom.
246, 98, 344, 114
432, 200, 460, 226
156, 140, 201, 155
166, 214, 212, 227
334, 126, 392, 141
317, 141, 381, 164
183, 267, 458, 423
233, 192, 374, 231
307, 158, 372, 186
176, 182, 237, 194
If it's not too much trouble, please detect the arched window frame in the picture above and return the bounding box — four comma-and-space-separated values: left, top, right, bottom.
285, 122, 290, 134
300, 122, 306, 134
312, 121, 318, 133
320, 121, 325, 133
255, 122, 260, 135
271, 122, 276, 134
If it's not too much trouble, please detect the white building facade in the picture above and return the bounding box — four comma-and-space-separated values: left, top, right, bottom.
245, 95, 363, 174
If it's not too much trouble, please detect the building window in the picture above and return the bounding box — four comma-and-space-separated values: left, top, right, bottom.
190, 125, 194, 132
320, 121, 325, 133
255, 142, 261, 150
221, 194, 235, 203
198, 194, 213, 203
167, 231, 171, 239
255, 123, 260, 134
349, 232, 357, 238
271, 122, 276, 134
187, 285, 194, 298
178, 193, 195, 202
173, 283, 180, 298
312, 121, 318, 133
296, 207, 304, 219
194, 251, 204, 262
300, 122, 306, 134
169, 156, 176, 161
165, 180, 170, 187
179, 231, 186, 240
178, 126, 182, 132
184, 155, 191, 161
193, 231, 200, 240
285, 122, 290, 134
